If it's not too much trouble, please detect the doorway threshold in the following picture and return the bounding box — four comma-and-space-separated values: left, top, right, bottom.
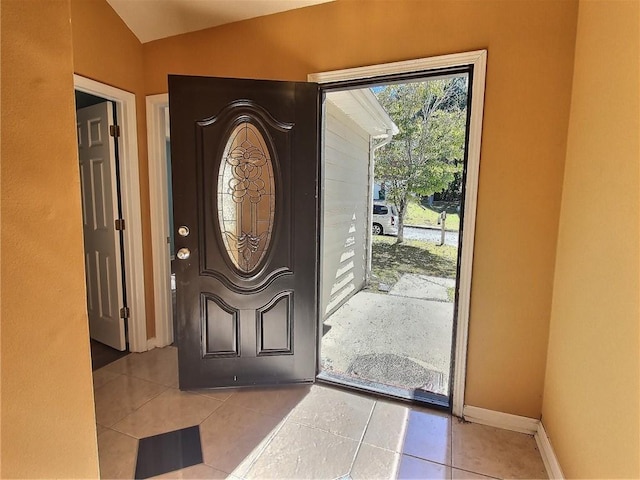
316, 370, 450, 411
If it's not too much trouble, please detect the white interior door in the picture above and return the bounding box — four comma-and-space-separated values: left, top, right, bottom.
77, 102, 126, 350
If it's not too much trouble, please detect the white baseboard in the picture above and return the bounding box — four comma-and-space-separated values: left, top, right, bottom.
535, 422, 565, 479
462, 405, 539, 434
462, 406, 564, 479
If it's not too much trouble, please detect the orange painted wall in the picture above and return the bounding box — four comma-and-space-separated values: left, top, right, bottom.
143, 0, 579, 417
3, 0, 637, 476
70, 0, 156, 337
542, 1, 640, 477
0, 0, 100, 476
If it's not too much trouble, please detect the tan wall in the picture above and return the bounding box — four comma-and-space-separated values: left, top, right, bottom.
0, 0, 100, 477
144, 0, 579, 417
70, 0, 156, 337
542, 1, 640, 477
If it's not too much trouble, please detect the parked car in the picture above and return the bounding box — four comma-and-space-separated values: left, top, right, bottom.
372, 202, 398, 236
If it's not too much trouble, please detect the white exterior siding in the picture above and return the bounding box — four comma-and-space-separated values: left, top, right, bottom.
321, 100, 372, 318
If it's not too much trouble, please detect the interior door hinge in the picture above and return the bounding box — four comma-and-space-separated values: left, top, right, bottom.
109, 124, 121, 137
119, 307, 130, 319
115, 218, 125, 231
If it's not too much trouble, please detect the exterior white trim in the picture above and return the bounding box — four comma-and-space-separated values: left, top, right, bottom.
146, 93, 174, 348
453, 50, 487, 417
74, 75, 148, 353
535, 422, 565, 479
308, 50, 487, 84
326, 89, 398, 137
463, 405, 539, 435
310, 50, 487, 417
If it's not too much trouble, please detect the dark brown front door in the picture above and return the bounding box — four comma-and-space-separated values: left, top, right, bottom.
168, 75, 319, 389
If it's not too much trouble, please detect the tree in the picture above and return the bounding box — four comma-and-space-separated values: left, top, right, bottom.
374, 78, 467, 243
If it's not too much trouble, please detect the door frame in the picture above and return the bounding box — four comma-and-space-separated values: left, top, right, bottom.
146, 50, 486, 415
146, 93, 174, 348
74, 75, 147, 352
309, 49, 487, 417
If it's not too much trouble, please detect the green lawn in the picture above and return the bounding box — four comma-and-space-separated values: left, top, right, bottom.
404, 200, 460, 231
368, 236, 458, 296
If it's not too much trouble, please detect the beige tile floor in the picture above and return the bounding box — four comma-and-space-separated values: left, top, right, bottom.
93, 346, 548, 479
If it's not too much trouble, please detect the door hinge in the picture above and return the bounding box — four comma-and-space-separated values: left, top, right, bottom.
115, 218, 125, 231
109, 124, 121, 137
119, 307, 130, 319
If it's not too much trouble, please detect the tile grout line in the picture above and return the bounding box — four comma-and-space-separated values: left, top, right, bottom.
108, 385, 231, 440
451, 413, 455, 471
228, 407, 297, 479
278, 386, 380, 443
345, 400, 377, 478
92, 371, 124, 391
130, 434, 140, 479
400, 452, 451, 468
194, 396, 229, 427
103, 371, 231, 479
113, 370, 178, 389
451, 466, 501, 479
284, 417, 376, 444
94, 423, 141, 479
99, 373, 171, 432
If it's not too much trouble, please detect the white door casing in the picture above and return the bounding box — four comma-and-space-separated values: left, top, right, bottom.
147, 94, 174, 348
74, 75, 147, 352
77, 102, 126, 350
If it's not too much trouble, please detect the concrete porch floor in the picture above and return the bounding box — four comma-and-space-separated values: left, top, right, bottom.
321, 274, 455, 397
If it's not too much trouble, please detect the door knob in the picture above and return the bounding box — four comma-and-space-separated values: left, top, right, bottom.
177, 248, 191, 260
178, 226, 190, 237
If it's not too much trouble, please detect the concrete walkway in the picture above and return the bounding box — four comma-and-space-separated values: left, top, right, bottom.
388, 274, 455, 301
321, 274, 455, 396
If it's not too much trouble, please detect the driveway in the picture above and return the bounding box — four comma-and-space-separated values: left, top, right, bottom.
403, 226, 459, 247
320, 274, 454, 396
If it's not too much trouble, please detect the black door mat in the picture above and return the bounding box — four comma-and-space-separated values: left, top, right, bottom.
134, 425, 203, 479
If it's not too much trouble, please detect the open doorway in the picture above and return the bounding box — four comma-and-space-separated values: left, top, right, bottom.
75, 91, 130, 368
318, 72, 469, 407
311, 51, 486, 414
147, 51, 486, 414
74, 75, 148, 356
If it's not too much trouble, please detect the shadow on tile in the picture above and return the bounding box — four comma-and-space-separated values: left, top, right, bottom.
135, 426, 202, 479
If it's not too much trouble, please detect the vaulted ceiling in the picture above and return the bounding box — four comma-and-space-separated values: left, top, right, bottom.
106, 0, 334, 43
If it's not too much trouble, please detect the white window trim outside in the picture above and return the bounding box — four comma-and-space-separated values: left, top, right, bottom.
309, 49, 487, 417
74, 74, 148, 353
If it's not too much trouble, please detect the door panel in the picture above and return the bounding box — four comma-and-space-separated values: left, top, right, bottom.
77, 102, 126, 351
169, 76, 319, 389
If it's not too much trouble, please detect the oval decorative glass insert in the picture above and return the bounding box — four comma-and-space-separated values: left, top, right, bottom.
217, 121, 275, 274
